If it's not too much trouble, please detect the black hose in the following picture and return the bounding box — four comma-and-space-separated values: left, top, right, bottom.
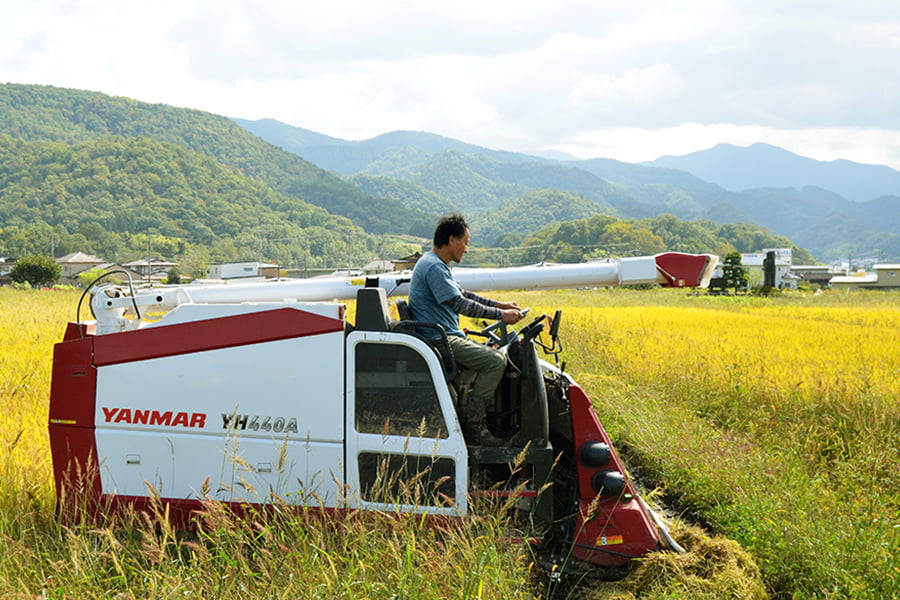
76, 270, 141, 338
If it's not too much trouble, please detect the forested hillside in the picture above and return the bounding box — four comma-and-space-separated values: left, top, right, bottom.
0, 83, 427, 234
511, 214, 815, 265
239, 118, 900, 261
0, 83, 819, 273
0, 135, 347, 238
469, 189, 617, 248
0, 133, 404, 274
347, 174, 455, 235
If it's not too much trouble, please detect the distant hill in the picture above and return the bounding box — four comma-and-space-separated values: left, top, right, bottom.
0, 84, 427, 234
233, 119, 539, 174
0, 134, 349, 239
2, 84, 897, 264
470, 189, 616, 246
236, 119, 643, 224
381, 149, 633, 216
646, 142, 900, 203
236, 119, 900, 261
859, 195, 900, 232
0, 133, 386, 271
730, 186, 877, 249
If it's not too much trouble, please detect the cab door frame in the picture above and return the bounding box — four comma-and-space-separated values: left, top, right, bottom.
345, 330, 469, 516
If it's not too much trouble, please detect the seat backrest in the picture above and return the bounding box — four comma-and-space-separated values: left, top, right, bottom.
355, 287, 391, 331
389, 303, 457, 380
395, 298, 413, 321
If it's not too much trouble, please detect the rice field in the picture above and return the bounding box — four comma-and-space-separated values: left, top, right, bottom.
1, 285, 898, 599
517, 287, 900, 599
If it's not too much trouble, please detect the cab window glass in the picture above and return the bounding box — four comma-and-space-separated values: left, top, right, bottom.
357, 452, 455, 506
354, 342, 448, 438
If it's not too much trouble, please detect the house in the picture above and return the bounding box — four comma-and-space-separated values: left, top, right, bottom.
790, 265, 846, 288
358, 253, 424, 276
0, 257, 16, 284
362, 259, 395, 275
59, 259, 145, 287
124, 258, 179, 283
56, 252, 106, 284
391, 252, 422, 271
95, 263, 144, 284
870, 264, 900, 288
830, 271, 879, 291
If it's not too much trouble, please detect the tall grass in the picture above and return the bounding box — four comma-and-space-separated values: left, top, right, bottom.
0, 287, 71, 521
519, 287, 899, 599
0, 287, 541, 599
7, 285, 888, 598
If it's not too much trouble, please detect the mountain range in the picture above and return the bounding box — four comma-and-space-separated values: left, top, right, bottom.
237, 118, 900, 262
0, 83, 896, 266
647, 143, 900, 204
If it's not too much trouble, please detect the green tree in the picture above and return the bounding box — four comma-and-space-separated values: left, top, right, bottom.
597, 221, 666, 257
10, 254, 61, 287
165, 267, 182, 284
722, 251, 749, 292
77, 267, 118, 287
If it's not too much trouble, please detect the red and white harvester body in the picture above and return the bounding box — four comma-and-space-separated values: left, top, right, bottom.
49, 253, 715, 573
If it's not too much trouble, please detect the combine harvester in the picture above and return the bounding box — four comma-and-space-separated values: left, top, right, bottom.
49, 252, 715, 574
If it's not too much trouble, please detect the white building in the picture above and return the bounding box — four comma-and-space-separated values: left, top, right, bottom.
209, 261, 280, 280
741, 248, 793, 288
831, 264, 900, 290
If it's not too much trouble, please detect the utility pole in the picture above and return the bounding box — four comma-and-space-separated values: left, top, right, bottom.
146, 238, 153, 283
256, 233, 265, 261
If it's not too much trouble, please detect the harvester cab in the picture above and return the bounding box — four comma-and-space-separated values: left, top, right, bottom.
360, 287, 557, 527
48, 253, 714, 575
351, 286, 551, 514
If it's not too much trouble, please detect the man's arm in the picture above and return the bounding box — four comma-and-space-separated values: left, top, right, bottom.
448, 291, 523, 324
447, 293, 501, 320
462, 290, 522, 313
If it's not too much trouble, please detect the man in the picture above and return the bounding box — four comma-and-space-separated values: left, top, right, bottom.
408, 213, 523, 445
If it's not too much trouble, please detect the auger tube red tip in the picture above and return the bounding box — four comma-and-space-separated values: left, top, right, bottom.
654, 252, 719, 288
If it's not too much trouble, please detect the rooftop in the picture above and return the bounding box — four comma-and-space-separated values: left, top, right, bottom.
56, 252, 104, 264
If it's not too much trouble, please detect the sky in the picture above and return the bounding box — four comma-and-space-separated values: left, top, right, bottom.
2, 0, 900, 169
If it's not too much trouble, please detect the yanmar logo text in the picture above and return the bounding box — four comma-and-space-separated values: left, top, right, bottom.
101, 407, 207, 429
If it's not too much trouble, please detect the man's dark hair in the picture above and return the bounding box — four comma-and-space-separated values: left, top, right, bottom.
433, 213, 469, 247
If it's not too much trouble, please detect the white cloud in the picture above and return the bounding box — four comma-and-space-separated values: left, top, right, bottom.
1, 0, 900, 169
568, 63, 685, 111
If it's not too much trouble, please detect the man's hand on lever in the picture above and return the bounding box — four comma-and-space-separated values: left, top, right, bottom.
498, 301, 524, 324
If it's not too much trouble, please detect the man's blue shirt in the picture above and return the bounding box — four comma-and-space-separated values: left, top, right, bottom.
408, 251, 464, 338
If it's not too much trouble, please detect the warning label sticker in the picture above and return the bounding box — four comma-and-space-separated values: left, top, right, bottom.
596, 535, 624, 546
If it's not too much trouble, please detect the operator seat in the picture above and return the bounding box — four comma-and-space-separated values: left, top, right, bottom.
355, 287, 393, 331
353, 288, 457, 379
395, 297, 413, 321
391, 297, 457, 380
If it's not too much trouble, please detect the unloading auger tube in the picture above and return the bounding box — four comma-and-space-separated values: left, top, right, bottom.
89, 252, 716, 334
